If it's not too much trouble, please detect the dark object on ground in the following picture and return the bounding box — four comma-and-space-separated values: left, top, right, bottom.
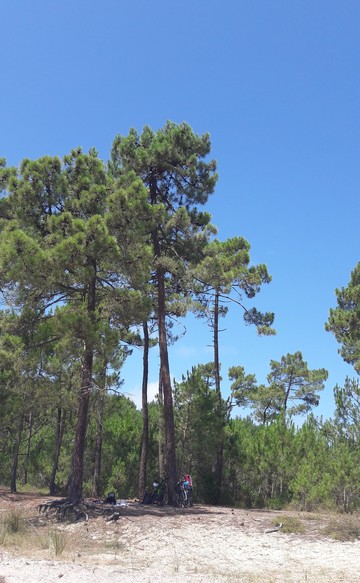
106, 512, 121, 522
142, 490, 153, 504
104, 492, 117, 505
265, 523, 283, 534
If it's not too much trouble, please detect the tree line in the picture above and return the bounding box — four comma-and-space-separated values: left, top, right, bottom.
0, 122, 359, 510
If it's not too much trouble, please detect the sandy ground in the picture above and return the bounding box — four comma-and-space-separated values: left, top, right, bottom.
0, 491, 360, 582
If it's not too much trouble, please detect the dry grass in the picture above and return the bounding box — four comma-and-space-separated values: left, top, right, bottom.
323, 514, 360, 541
0, 506, 70, 557
0, 508, 28, 548
271, 514, 305, 534
48, 529, 68, 556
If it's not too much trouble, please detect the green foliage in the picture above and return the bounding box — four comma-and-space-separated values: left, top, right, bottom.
267, 352, 328, 416
289, 453, 333, 511
333, 376, 360, 442
228, 366, 258, 409
328, 441, 360, 512
272, 515, 305, 534
193, 236, 275, 335
232, 352, 328, 423
173, 365, 223, 502
87, 394, 143, 498
326, 262, 360, 372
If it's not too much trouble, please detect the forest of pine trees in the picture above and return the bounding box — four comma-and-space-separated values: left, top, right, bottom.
0, 122, 359, 512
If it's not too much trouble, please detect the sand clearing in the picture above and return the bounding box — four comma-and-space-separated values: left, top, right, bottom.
0, 492, 359, 582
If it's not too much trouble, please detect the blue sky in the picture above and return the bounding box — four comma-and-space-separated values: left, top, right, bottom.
1, 0, 359, 420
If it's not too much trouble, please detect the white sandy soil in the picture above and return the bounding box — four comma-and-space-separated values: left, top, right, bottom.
0, 492, 359, 582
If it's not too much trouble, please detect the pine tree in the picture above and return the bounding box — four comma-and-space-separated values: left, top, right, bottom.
193, 236, 274, 501
326, 262, 360, 373
110, 122, 217, 502
0, 150, 150, 501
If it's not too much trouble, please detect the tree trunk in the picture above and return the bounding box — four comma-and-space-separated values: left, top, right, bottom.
158, 370, 166, 479
92, 356, 107, 499
283, 377, 293, 415
138, 321, 149, 502
157, 264, 177, 504
68, 265, 96, 502
21, 411, 33, 486
214, 291, 221, 399
11, 413, 24, 493
213, 290, 224, 504
150, 176, 177, 504
50, 406, 66, 496
93, 382, 105, 498
68, 346, 93, 502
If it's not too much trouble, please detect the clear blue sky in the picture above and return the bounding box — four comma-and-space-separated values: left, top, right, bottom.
1, 0, 359, 420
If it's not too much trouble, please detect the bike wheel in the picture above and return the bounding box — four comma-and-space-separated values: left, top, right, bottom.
183, 491, 190, 508
178, 491, 187, 508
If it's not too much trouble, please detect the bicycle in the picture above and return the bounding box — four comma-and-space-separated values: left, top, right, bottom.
175, 479, 191, 508
151, 477, 167, 505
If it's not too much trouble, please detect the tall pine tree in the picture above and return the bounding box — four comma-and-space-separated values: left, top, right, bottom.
110, 122, 217, 502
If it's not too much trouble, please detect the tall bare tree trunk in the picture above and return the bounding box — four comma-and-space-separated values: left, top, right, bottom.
22, 411, 33, 486
68, 347, 93, 502
138, 321, 149, 501
68, 267, 96, 502
50, 407, 66, 495
157, 265, 177, 504
92, 389, 105, 498
213, 290, 225, 504
92, 358, 107, 498
11, 413, 24, 493
158, 371, 166, 479
150, 175, 177, 505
